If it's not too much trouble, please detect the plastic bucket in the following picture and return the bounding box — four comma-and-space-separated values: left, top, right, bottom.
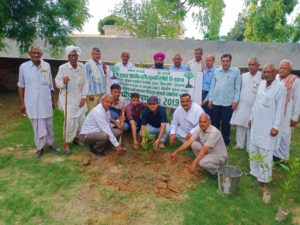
217, 165, 242, 195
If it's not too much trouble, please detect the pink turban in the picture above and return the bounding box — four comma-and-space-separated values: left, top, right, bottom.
153, 52, 165, 61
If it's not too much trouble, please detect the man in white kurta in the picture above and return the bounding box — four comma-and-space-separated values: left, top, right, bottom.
18, 46, 59, 158
274, 60, 300, 160
169, 93, 204, 144
231, 57, 262, 150
55, 46, 88, 153
187, 48, 204, 72
114, 51, 135, 69
249, 64, 286, 183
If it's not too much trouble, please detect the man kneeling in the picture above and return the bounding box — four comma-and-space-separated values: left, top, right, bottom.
80, 94, 122, 156
170, 113, 227, 175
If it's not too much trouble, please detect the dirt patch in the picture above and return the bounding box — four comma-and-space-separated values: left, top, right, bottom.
291, 207, 300, 225
0, 91, 22, 134
52, 181, 183, 225
71, 140, 204, 201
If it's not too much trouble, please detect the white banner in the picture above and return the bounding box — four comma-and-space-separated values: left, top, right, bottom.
107, 66, 203, 108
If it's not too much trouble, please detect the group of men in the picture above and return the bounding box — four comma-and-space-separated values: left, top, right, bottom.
18, 45, 300, 184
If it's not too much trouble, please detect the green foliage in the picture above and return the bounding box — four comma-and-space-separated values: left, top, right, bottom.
193, 0, 225, 40
226, 12, 247, 41
98, 14, 125, 35
279, 157, 300, 208
244, 0, 298, 42
114, 0, 225, 40
114, 0, 185, 39
0, 0, 90, 55
141, 128, 153, 164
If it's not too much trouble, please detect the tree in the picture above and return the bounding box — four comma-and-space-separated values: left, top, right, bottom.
114, 0, 225, 40
244, 0, 298, 42
114, 0, 186, 39
290, 13, 300, 42
98, 15, 125, 35
225, 12, 247, 41
0, 0, 89, 55
193, 0, 225, 40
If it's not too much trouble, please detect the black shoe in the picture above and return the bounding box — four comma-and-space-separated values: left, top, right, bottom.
49, 145, 61, 152
89, 146, 105, 157
36, 149, 44, 158
273, 156, 281, 162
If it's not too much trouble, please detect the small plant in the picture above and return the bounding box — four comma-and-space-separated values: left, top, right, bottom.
250, 152, 274, 204
275, 157, 300, 222
140, 128, 153, 164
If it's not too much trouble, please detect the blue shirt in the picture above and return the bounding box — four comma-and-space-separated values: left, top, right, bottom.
208, 66, 241, 106
141, 106, 168, 128
168, 64, 190, 72
84, 60, 106, 95
202, 66, 215, 93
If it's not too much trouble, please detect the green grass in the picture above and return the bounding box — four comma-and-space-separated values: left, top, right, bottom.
0, 110, 84, 225
176, 126, 300, 225
0, 111, 299, 224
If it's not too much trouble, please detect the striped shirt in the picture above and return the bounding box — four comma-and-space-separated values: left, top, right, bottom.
84, 60, 106, 95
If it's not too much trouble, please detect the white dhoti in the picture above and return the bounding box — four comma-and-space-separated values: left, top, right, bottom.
249, 142, 273, 183
274, 128, 292, 160
191, 141, 226, 175
61, 104, 86, 143
30, 117, 54, 150
236, 126, 251, 150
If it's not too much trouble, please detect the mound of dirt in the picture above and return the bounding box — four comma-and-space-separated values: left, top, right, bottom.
71, 141, 205, 201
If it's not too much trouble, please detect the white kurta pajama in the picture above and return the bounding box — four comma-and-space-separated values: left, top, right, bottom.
274, 75, 300, 159
170, 103, 204, 141
231, 71, 262, 150
55, 62, 88, 143
249, 79, 286, 183
18, 60, 55, 150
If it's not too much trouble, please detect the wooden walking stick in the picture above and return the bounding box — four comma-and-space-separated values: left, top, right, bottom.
63, 83, 69, 153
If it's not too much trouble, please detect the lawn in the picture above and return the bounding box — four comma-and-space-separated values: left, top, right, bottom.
0, 109, 299, 225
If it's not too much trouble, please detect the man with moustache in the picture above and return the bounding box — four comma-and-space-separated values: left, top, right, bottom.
55, 46, 88, 153
18, 45, 60, 158
231, 57, 262, 151
208, 54, 241, 147
248, 64, 286, 184
115, 51, 135, 69
273, 60, 300, 161
170, 113, 227, 175
84, 47, 107, 111
169, 93, 204, 145
80, 94, 122, 156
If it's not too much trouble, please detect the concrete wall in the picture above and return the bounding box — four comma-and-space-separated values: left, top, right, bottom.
1, 37, 300, 90
1, 37, 300, 69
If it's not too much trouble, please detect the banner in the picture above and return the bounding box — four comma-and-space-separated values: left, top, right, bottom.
107, 66, 203, 109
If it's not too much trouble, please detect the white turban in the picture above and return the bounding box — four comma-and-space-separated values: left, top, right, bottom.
65, 45, 81, 57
